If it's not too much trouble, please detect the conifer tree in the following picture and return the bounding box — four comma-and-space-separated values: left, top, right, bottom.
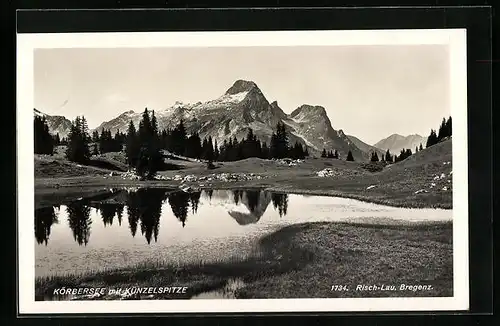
214, 139, 220, 161
321, 149, 327, 158
346, 150, 354, 161
126, 120, 140, 167
126, 109, 163, 179
385, 149, 392, 163
261, 141, 270, 159
65, 116, 91, 163
427, 129, 438, 148
291, 141, 305, 159
34, 116, 54, 155
419, 143, 423, 151
114, 130, 124, 152
437, 117, 447, 142
92, 130, 100, 143
208, 136, 215, 162
171, 119, 187, 155
446, 116, 452, 136
270, 122, 289, 159
53, 133, 61, 146
186, 132, 202, 159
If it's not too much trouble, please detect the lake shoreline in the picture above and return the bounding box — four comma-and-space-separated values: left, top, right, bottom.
35, 175, 452, 210
35, 220, 453, 300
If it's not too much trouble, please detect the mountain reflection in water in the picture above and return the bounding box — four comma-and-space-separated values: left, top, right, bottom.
34, 188, 289, 246
35, 188, 451, 278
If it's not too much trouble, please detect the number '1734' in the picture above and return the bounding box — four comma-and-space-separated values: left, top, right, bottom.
331, 285, 349, 291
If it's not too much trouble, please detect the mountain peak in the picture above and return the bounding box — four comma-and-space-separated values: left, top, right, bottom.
374, 133, 427, 153
290, 104, 327, 119
225, 80, 259, 95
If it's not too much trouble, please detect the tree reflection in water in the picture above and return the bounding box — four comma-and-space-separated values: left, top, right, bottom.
36, 188, 290, 246
271, 193, 289, 217
66, 201, 92, 246
34, 206, 59, 245
126, 188, 168, 244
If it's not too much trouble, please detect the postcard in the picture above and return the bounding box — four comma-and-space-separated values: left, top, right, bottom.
17, 28, 468, 314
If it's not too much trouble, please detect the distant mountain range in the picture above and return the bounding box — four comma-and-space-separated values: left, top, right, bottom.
346, 135, 385, 157
373, 134, 427, 154
34, 79, 428, 160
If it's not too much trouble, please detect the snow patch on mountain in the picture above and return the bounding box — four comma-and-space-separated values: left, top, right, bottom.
221, 91, 249, 103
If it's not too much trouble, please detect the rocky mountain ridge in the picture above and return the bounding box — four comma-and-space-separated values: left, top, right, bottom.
33, 108, 72, 139
93, 80, 367, 160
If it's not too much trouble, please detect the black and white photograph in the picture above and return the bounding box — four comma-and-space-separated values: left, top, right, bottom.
17, 29, 469, 313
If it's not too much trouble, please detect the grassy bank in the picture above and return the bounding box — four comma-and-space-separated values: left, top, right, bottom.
35, 140, 453, 209
35, 220, 452, 300
34, 140, 453, 209
236, 221, 453, 298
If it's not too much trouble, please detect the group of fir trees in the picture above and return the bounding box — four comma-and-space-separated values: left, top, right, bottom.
426, 116, 452, 148
91, 129, 126, 155
370, 151, 380, 162
154, 120, 308, 162
394, 148, 413, 163
125, 109, 164, 180
321, 149, 340, 159
65, 116, 91, 164
376, 142, 423, 164
34, 116, 55, 155
321, 148, 354, 161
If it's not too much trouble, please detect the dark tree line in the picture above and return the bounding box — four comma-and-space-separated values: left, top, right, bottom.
321, 149, 339, 159
321, 149, 354, 161
394, 148, 413, 162
426, 116, 452, 148
320, 148, 355, 161
93, 129, 126, 154
34, 116, 55, 155
382, 149, 393, 163
125, 116, 309, 167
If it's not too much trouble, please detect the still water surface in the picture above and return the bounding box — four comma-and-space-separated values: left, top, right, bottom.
35, 188, 451, 277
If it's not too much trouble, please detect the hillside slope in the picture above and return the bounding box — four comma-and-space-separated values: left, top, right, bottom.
347, 135, 385, 157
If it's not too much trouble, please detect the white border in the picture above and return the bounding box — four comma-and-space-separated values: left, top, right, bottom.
17, 29, 469, 314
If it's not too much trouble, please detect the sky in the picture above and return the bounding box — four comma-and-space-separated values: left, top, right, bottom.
34, 45, 450, 145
